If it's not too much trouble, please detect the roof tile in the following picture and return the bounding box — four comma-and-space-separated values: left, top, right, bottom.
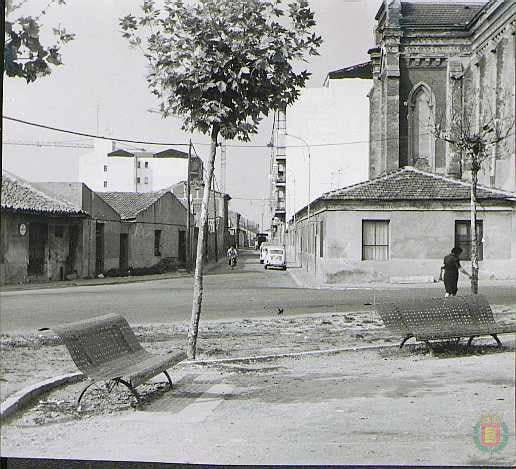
400, 2, 486, 27
1, 171, 85, 215
323, 167, 516, 202
97, 191, 167, 220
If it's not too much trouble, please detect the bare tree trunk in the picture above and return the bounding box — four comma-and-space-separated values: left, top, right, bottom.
186, 127, 219, 359
470, 166, 479, 294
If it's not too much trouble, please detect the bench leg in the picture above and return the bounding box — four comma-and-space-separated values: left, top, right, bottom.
400, 335, 412, 349
491, 334, 502, 348
77, 381, 96, 407
115, 378, 142, 409
163, 370, 173, 390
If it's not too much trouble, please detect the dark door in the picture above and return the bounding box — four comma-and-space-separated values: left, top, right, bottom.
95, 223, 105, 274
66, 225, 79, 274
28, 222, 48, 276
119, 233, 129, 271
178, 230, 186, 266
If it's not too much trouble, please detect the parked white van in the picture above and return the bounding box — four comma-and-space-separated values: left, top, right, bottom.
264, 245, 287, 270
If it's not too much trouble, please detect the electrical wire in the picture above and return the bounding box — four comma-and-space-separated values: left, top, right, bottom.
3, 114, 430, 149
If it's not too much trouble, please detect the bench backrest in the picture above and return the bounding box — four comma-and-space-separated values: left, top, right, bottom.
51, 314, 144, 373
376, 295, 496, 339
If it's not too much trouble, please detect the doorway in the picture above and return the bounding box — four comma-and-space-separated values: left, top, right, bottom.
28, 222, 48, 276
178, 230, 186, 266
119, 233, 129, 271
66, 225, 79, 275
95, 223, 105, 274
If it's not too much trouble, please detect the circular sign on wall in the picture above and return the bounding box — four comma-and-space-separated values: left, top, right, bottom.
19, 223, 27, 236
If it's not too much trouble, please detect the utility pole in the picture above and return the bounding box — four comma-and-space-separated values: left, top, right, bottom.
186, 140, 192, 272
212, 176, 218, 261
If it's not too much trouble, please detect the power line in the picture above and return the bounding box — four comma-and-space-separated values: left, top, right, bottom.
4, 141, 94, 149
4, 114, 431, 149
3, 116, 190, 147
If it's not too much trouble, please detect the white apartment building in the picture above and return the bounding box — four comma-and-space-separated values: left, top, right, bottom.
286, 75, 372, 220
79, 140, 203, 192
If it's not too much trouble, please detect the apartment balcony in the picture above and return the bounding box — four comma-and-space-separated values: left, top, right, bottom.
275, 200, 286, 213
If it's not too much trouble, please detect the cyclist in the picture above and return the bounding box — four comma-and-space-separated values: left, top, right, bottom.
227, 245, 238, 268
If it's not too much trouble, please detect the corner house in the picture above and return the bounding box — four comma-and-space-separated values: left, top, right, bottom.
288, 167, 516, 284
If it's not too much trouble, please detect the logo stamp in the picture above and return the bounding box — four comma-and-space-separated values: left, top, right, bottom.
473, 412, 510, 456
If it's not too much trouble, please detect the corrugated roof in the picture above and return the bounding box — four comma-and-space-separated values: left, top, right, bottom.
97, 191, 167, 220
322, 167, 516, 202
400, 2, 486, 28
1, 171, 86, 216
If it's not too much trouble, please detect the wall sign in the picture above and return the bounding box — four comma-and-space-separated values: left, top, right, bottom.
19, 223, 27, 236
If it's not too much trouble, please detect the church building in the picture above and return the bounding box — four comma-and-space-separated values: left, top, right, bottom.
368, 0, 515, 191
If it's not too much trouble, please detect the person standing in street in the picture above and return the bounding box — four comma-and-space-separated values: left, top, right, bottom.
439, 246, 471, 297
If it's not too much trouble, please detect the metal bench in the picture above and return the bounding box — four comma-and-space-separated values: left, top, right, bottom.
43, 313, 186, 408
376, 295, 515, 349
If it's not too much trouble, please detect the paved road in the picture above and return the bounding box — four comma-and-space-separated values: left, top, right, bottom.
1, 250, 515, 333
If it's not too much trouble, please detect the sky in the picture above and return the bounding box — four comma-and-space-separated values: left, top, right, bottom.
2, 0, 383, 224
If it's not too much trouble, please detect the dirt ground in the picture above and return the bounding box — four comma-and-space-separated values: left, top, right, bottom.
1, 307, 515, 465
1, 309, 393, 401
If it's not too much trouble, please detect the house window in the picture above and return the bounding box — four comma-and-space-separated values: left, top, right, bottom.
54, 225, 64, 238
455, 221, 483, 261
103, 181, 108, 188
136, 177, 141, 184
103, 165, 108, 172
144, 176, 149, 184
144, 161, 149, 168
362, 220, 389, 260
137, 161, 141, 168
154, 230, 162, 256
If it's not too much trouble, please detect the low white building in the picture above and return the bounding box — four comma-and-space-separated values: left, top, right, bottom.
79, 140, 203, 193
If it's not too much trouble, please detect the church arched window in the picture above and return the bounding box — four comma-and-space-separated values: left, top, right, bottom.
408, 83, 435, 170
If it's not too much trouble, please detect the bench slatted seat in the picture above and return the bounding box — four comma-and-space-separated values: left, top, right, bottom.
376, 295, 515, 349
49, 313, 186, 408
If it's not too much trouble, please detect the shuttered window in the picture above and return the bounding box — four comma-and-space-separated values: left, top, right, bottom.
362, 220, 389, 261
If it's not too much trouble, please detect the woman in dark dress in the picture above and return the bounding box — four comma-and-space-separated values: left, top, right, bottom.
439, 246, 471, 297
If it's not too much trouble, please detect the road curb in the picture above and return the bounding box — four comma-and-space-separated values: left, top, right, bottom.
0, 372, 83, 421
186, 342, 406, 365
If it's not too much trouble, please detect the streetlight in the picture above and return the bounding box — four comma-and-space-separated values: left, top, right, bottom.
286, 168, 298, 265
285, 133, 311, 224
285, 133, 313, 273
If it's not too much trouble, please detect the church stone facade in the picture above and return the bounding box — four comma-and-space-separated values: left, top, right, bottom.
368, 0, 515, 191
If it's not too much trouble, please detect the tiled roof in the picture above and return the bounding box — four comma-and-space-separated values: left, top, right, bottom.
97, 191, 167, 220
154, 148, 189, 159
322, 167, 516, 202
327, 62, 373, 80
1, 171, 85, 215
400, 2, 486, 28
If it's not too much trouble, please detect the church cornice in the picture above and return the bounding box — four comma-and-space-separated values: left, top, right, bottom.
400, 57, 448, 69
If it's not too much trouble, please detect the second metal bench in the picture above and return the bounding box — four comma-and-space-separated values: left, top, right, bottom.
376, 295, 515, 349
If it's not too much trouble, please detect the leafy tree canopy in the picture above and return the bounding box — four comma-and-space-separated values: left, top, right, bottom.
4, 0, 75, 83
120, 0, 322, 141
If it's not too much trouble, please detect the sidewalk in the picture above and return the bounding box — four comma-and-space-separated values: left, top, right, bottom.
287, 263, 516, 291
0, 257, 227, 293
1, 342, 514, 466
